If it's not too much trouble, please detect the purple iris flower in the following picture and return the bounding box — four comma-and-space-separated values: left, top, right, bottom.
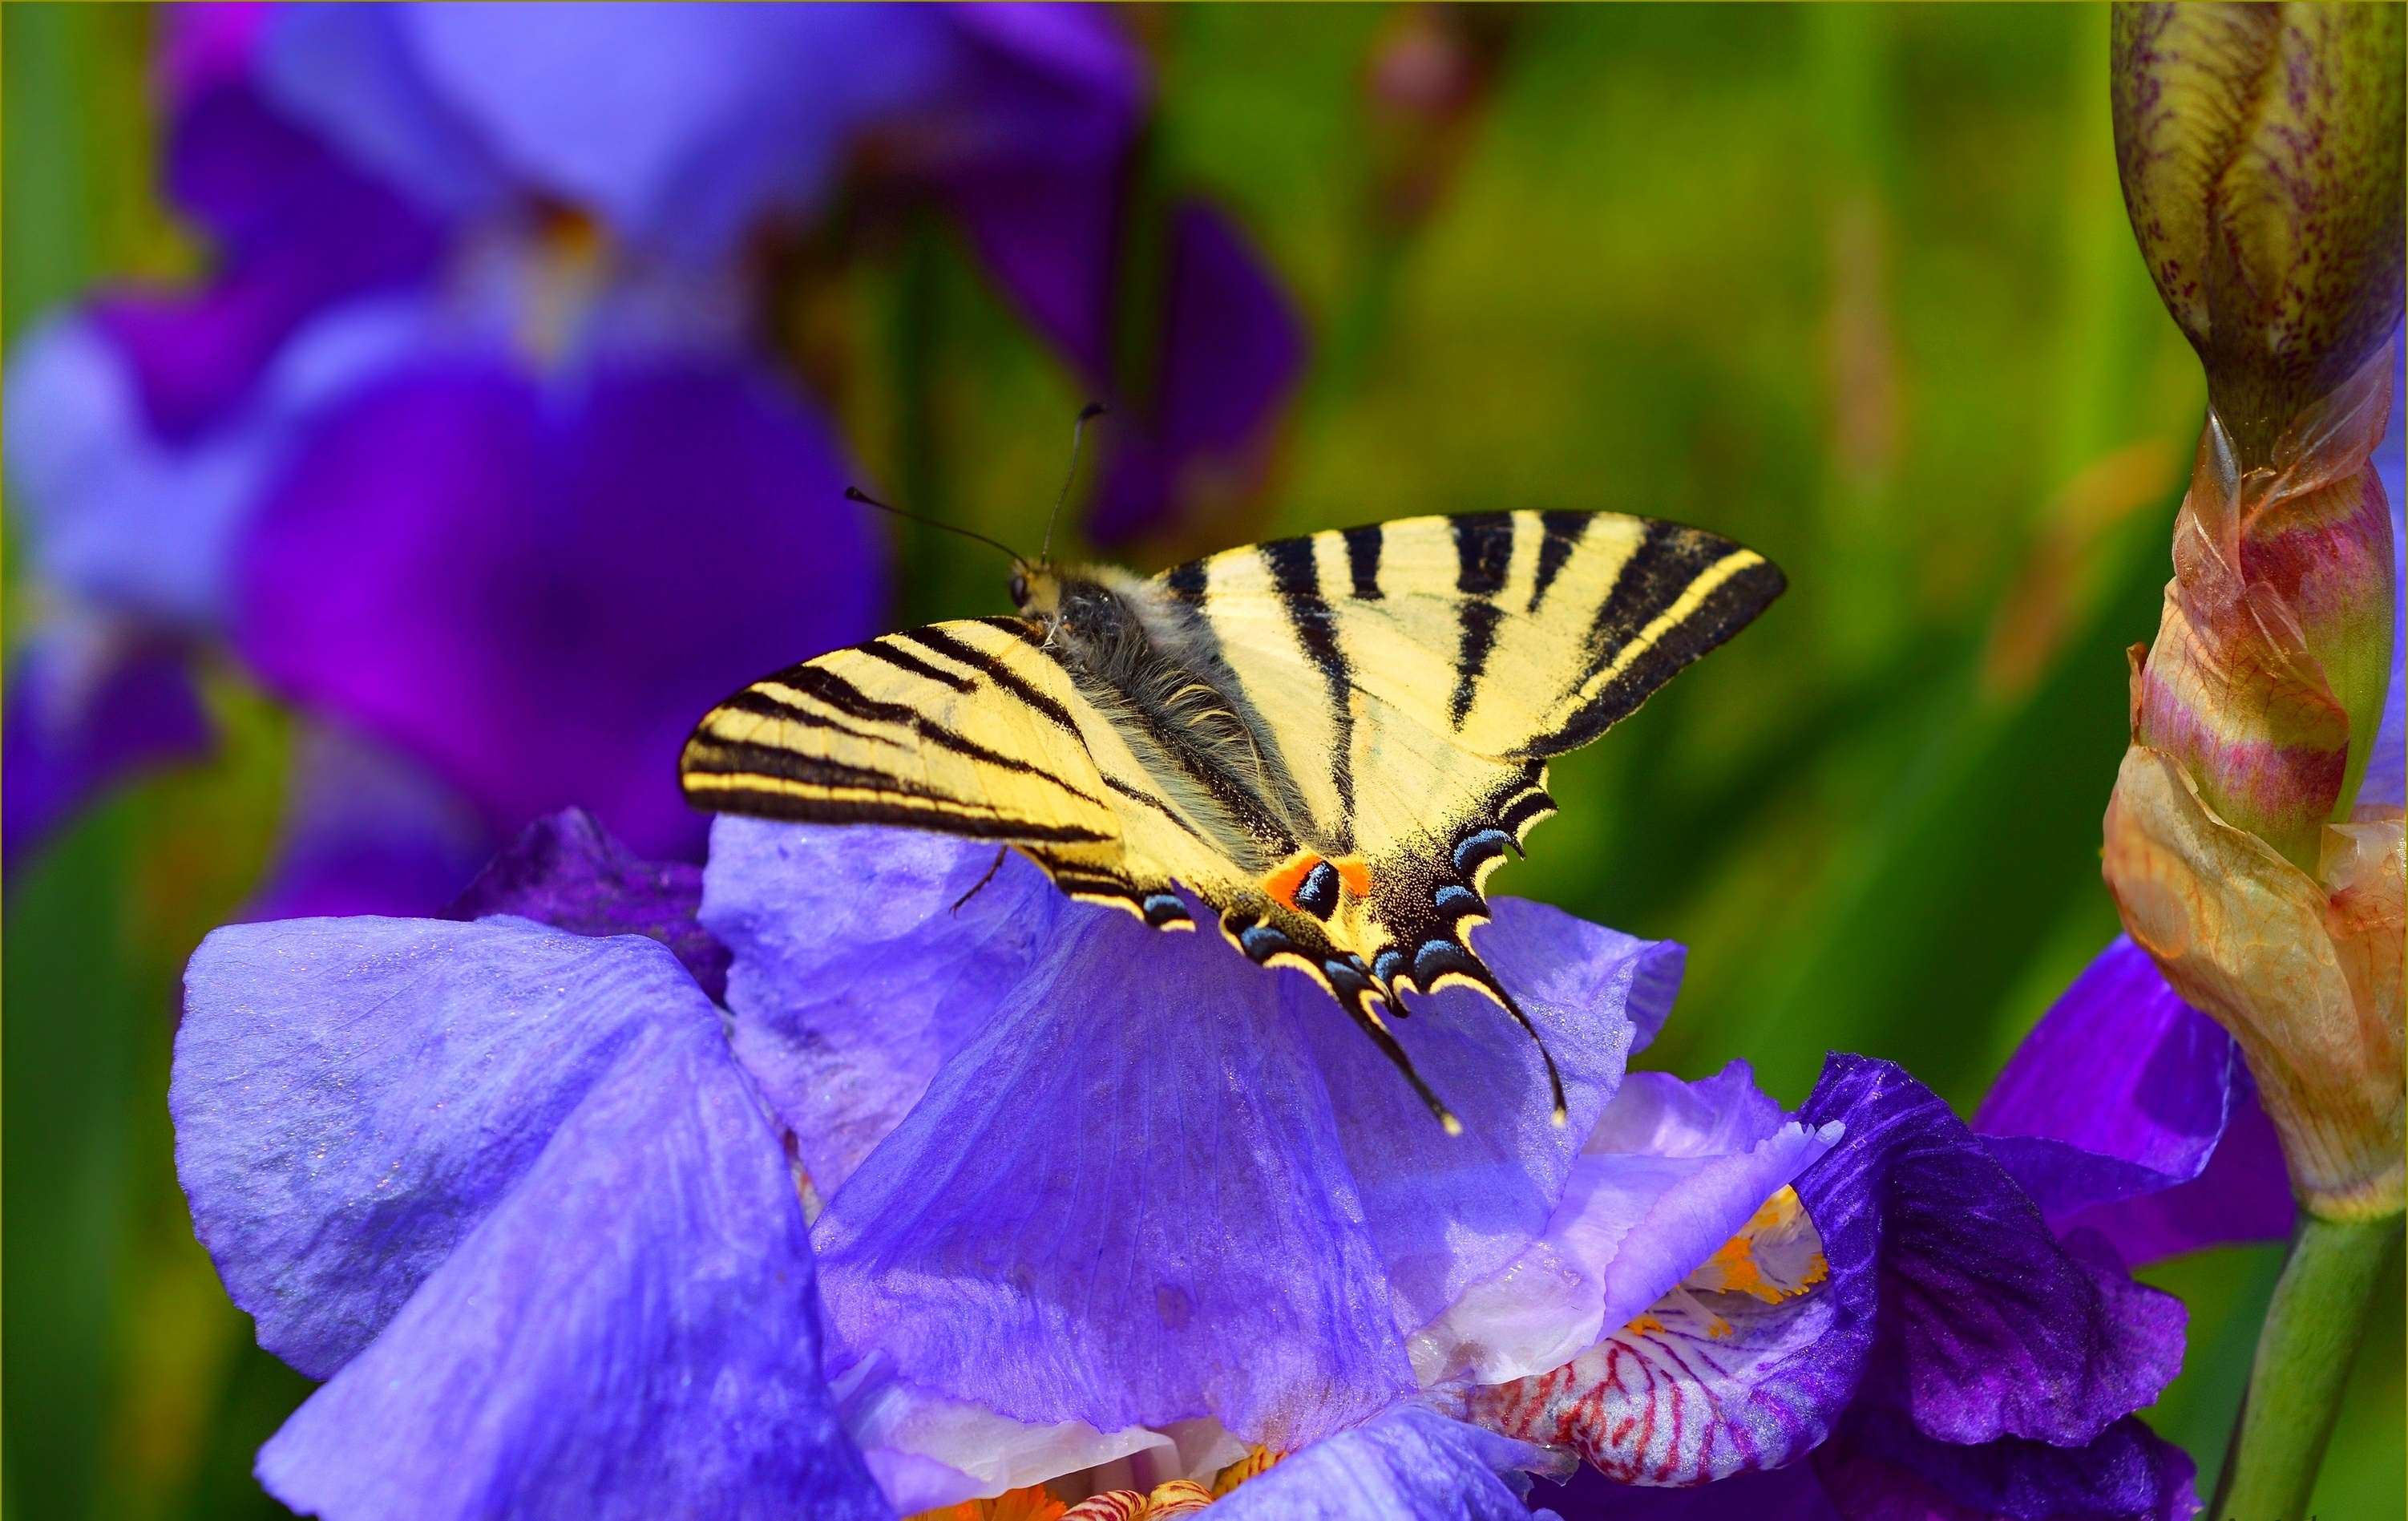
175, 807, 2204, 1519
5, 2, 1305, 900
1492, 1054, 2199, 1521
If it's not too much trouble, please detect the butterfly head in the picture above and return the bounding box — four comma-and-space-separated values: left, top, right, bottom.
1007, 561, 1061, 618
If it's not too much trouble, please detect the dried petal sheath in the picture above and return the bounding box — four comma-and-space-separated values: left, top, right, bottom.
2105, 748, 2405, 1217
2107, 2, 2406, 1220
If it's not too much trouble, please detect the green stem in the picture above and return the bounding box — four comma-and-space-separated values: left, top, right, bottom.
2209, 1210, 2403, 1520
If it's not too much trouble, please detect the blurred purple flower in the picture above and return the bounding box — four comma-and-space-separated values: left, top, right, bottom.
6, 2, 1308, 897
1, 632, 211, 871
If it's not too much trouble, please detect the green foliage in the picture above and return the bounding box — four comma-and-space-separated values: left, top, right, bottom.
3, 5, 2398, 1517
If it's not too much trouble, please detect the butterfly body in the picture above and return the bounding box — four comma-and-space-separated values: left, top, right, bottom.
683, 510, 1784, 1127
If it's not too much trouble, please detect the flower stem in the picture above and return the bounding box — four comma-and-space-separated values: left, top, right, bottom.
2209, 1210, 2403, 1520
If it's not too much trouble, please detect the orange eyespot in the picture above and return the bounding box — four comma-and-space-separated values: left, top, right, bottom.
1263, 853, 1322, 912
1331, 856, 1372, 897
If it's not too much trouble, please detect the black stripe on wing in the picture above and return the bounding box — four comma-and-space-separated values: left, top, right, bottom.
1449, 512, 1515, 729
1263, 536, 1358, 833
1530, 523, 1785, 757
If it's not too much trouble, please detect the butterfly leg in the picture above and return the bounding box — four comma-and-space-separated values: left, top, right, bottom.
950, 846, 1010, 914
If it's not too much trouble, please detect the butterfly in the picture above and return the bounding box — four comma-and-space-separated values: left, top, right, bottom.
681, 508, 1783, 1131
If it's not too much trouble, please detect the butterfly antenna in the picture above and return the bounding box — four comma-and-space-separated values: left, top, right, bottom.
1040, 402, 1108, 564
845, 486, 1025, 565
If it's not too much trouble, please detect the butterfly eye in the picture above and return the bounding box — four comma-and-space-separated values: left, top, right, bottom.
1008, 572, 1028, 605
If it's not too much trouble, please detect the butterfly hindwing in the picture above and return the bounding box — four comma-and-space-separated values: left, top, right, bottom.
1146, 509, 1780, 1014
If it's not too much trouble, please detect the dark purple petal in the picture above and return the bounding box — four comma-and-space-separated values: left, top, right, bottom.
1209, 1404, 1564, 1521
1416, 1065, 1837, 1385
160, 2, 272, 107
92, 82, 439, 442
1974, 937, 2293, 1264
444, 806, 730, 1001
252, 969, 887, 1521
1528, 1461, 1843, 1521
760, 816, 1659, 1447
240, 722, 491, 921
232, 356, 881, 861
1089, 201, 1309, 546
705, 819, 1069, 1196
2049, 1084, 2290, 1270
2, 634, 212, 875
1797, 1058, 2187, 1450
931, 6, 1150, 377
174, 916, 698, 1377
1811, 1406, 2199, 1521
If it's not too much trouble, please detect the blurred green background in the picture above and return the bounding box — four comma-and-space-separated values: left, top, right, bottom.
4, 5, 2398, 1519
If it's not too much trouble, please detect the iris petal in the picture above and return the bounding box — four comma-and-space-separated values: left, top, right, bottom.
253, 984, 885, 1521
1974, 936, 2292, 1265
176, 916, 701, 1376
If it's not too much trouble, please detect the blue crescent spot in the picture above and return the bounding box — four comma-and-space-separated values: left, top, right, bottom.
1452, 828, 1515, 875
1433, 884, 1480, 918
1373, 949, 1410, 988
1240, 924, 1293, 961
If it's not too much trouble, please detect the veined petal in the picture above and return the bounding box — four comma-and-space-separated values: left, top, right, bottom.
1412, 1064, 1837, 1385
1974, 936, 2293, 1264
1465, 1058, 2185, 1487
1208, 1404, 1567, 1521
253, 986, 887, 1521
174, 916, 700, 1377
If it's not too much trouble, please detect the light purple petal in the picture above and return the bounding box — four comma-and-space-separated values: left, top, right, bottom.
1974, 936, 2293, 1264
764, 816, 1659, 1446
2, 630, 211, 875
232, 355, 880, 860
1089, 201, 1308, 546
1308, 899, 1674, 1338
445, 806, 730, 1001
1413, 1064, 1838, 1385
1210, 1404, 1566, 1521
240, 721, 491, 921
1812, 1406, 2200, 1521
705, 818, 1068, 1195
174, 916, 697, 1377
1526, 1462, 1842, 1521
252, 973, 888, 1521
1800, 1059, 2186, 1450
91, 80, 439, 441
